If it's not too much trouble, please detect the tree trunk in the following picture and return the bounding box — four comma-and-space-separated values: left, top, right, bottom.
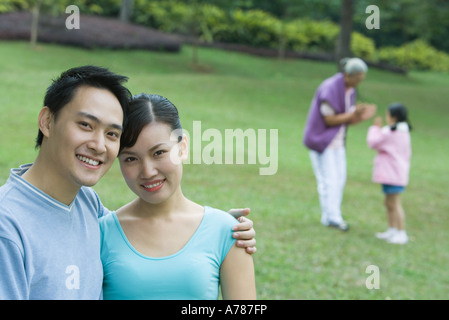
119, 0, 134, 23
30, 0, 43, 48
335, 0, 354, 71
277, 22, 286, 60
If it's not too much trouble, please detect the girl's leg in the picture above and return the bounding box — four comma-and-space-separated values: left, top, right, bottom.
386, 193, 408, 244
376, 194, 397, 239
386, 193, 405, 230
384, 194, 396, 229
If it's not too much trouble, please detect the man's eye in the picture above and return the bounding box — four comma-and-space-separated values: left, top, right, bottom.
108, 131, 121, 139
79, 121, 91, 129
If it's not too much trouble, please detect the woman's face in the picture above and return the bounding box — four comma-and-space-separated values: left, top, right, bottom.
344, 71, 366, 88
118, 121, 188, 205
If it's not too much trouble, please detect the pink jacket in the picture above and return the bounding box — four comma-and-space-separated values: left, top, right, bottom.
366, 123, 412, 186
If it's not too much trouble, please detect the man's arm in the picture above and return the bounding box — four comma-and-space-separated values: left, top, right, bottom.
0, 237, 29, 299
323, 103, 377, 127
323, 112, 355, 126
228, 208, 257, 254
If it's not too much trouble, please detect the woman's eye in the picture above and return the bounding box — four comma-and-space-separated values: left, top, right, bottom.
154, 150, 166, 157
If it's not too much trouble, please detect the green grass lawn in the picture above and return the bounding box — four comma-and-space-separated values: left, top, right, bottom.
1, 41, 448, 299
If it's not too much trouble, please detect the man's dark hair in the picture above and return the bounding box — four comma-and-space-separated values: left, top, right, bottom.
36, 65, 131, 148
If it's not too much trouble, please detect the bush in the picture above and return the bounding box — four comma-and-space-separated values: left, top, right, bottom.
132, 1, 375, 57
378, 39, 449, 72
225, 9, 281, 48
284, 19, 339, 53
134, 1, 229, 44
0, 0, 121, 16
351, 32, 376, 61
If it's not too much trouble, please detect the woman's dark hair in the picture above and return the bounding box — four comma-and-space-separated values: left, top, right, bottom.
36, 65, 131, 148
119, 93, 182, 154
388, 102, 412, 131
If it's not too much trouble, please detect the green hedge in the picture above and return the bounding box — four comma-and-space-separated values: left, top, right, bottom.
378, 40, 449, 72
0, 0, 121, 15
133, 1, 375, 59
2, 0, 448, 71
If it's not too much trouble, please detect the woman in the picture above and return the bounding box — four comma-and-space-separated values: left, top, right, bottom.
100, 93, 256, 299
303, 57, 377, 231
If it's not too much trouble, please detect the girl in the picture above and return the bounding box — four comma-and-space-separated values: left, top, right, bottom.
100, 93, 256, 299
367, 103, 412, 245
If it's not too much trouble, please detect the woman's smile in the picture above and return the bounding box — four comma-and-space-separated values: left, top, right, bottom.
141, 179, 166, 192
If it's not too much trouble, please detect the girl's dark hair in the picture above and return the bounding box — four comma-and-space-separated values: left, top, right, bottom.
119, 93, 182, 154
388, 102, 412, 131
36, 65, 131, 148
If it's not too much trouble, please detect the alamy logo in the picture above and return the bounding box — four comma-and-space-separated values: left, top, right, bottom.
170, 121, 278, 175
365, 265, 380, 289
365, 5, 380, 30
65, 5, 80, 30
65, 265, 80, 290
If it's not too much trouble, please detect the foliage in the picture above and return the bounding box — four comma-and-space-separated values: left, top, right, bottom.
353, 0, 449, 54
0, 0, 121, 16
350, 31, 376, 61
0, 0, 22, 13
131, 0, 375, 57
225, 9, 281, 48
284, 18, 339, 52
1, 0, 449, 71
378, 40, 449, 72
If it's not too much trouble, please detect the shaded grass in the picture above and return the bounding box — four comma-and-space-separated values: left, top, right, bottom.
1, 41, 448, 299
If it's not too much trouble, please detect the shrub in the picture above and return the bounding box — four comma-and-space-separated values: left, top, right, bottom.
351, 32, 376, 61
227, 9, 281, 48
378, 39, 449, 72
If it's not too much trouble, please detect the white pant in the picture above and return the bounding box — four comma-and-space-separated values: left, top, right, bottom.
309, 147, 347, 225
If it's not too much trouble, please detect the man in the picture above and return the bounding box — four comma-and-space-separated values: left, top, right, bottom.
303, 57, 376, 231
0, 65, 255, 299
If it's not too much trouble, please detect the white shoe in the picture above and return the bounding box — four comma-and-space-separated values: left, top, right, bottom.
387, 231, 408, 245
375, 228, 397, 240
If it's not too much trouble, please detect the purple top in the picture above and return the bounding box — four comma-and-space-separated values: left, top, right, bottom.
303, 73, 356, 153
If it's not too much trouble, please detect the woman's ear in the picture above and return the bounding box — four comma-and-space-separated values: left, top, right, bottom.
38, 107, 53, 138
180, 134, 189, 162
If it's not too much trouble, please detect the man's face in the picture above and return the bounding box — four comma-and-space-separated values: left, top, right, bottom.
42, 85, 123, 189
344, 71, 366, 88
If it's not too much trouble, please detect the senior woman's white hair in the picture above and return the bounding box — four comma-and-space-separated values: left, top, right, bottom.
340, 57, 368, 75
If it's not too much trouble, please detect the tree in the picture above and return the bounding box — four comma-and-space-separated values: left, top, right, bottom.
25, 0, 72, 48
30, 0, 43, 48
270, 0, 303, 60
335, 0, 354, 70
119, 0, 133, 23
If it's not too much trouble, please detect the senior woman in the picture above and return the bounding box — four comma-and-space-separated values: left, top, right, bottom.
303, 57, 376, 231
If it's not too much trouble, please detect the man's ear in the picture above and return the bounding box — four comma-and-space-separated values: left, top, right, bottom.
38, 107, 53, 138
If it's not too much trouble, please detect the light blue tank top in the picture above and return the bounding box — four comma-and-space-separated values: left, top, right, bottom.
100, 206, 238, 300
